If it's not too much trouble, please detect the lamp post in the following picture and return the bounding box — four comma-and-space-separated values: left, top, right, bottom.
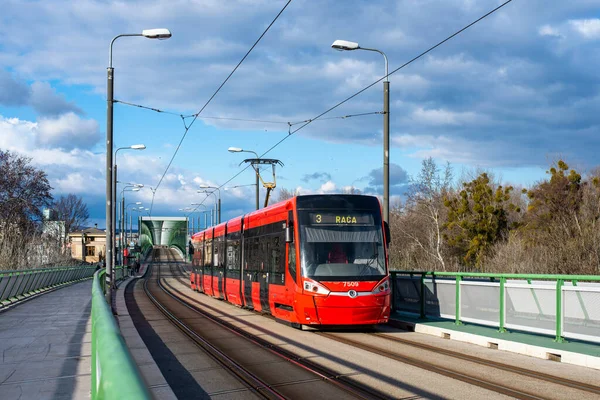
114, 145, 145, 266
228, 147, 260, 210
190, 203, 207, 233
199, 185, 221, 223
198, 191, 218, 226
125, 202, 143, 249
106, 28, 171, 305
331, 39, 390, 224
119, 185, 142, 265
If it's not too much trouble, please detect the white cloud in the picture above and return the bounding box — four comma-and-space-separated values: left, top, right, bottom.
538, 24, 563, 38
30, 81, 82, 116
411, 107, 479, 126
318, 180, 336, 193
569, 18, 600, 39
37, 112, 100, 150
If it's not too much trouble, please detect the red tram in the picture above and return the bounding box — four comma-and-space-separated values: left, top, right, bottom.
190, 194, 391, 327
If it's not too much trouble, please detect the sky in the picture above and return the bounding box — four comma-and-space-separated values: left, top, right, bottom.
1, 0, 600, 229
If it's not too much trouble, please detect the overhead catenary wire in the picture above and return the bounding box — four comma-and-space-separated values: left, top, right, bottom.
205, 0, 515, 200
113, 98, 383, 126
149, 0, 293, 216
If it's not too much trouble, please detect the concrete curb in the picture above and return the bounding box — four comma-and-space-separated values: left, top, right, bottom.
389, 319, 600, 370
115, 276, 177, 400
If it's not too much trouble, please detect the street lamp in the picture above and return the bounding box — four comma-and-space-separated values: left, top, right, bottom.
119, 184, 142, 265
331, 39, 390, 224
114, 145, 145, 267
125, 202, 143, 248
106, 28, 171, 305
190, 203, 208, 230
199, 185, 221, 223
198, 190, 218, 226
228, 147, 260, 210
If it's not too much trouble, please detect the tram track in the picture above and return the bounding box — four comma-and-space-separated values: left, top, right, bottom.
143, 248, 393, 400
369, 332, 600, 396
160, 249, 600, 400
315, 331, 600, 400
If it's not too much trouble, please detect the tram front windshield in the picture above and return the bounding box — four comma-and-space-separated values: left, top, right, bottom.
298, 211, 386, 281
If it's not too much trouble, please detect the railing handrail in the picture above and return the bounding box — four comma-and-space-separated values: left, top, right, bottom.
391, 269, 600, 343
0, 264, 96, 306
391, 270, 600, 281
0, 265, 93, 275
91, 269, 149, 399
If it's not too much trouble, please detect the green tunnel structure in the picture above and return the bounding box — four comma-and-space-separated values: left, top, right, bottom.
139, 217, 188, 256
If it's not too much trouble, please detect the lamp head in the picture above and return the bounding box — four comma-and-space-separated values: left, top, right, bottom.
331, 39, 359, 51
131, 144, 146, 150
199, 184, 209, 188
142, 28, 172, 40
132, 188, 140, 192
135, 202, 142, 205
135, 184, 144, 187
228, 147, 243, 153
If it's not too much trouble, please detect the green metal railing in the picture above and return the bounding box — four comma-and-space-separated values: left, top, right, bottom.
0, 265, 96, 307
92, 268, 150, 399
391, 271, 600, 343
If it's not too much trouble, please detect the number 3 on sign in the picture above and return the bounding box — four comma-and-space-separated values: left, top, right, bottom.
316, 214, 321, 223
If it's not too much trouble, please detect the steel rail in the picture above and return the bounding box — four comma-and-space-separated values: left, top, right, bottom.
143, 248, 284, 400
160, 249, 391, 400
370, 333, 600, 395
316, 332, 552, 400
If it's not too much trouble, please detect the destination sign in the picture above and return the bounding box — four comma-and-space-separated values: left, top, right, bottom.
309, 212, 374, 226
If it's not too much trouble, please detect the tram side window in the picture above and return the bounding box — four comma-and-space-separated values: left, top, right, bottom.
226, 239, 240, 270
288, 243, 296, 283
271, 234, 285, 284
213, 237, 221, 268
204, 238, 212, 268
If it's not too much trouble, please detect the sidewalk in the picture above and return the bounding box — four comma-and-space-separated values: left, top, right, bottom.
390, 313, 600, 370
0, 280, 92, 399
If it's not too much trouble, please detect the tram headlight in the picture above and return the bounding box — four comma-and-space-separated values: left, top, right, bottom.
303, 278, 330, 296
373, 277, 390, 294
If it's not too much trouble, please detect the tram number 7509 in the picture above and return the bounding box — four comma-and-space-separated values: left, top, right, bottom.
343, 282, 359, 288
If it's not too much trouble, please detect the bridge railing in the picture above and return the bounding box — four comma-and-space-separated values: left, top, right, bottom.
92, 268, 149, 399
0, 265, 97, 307
390, 271, 600, 343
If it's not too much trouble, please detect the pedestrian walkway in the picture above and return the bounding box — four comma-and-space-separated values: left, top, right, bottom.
390, 313, 600, 370
0, 280, 92, 400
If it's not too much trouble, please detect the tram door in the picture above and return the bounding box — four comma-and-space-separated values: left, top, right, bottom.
195, 238, 204, 291
242, 236, 257, 309
203, 237, 213, 296
214, 236, 224, 299
258, 240, 270, 313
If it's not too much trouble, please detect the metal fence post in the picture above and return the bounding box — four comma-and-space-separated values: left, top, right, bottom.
455, 275, 462, 325
555, 279, 565, 343
4, 274, 19, 300
420, 273, 426, 319
29, 271, 43, 293
20, 272, 35, 297
13, 272, 29, 299
390, 271, 396, 313
499, 277, 506, 333
0, 274, 13, 301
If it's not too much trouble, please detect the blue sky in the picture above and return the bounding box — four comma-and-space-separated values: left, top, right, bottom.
1, 0, 600, 228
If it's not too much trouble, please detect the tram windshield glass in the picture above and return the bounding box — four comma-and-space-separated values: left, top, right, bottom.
298, 210, 386, 281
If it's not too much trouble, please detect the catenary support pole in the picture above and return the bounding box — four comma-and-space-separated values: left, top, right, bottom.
383, 80, 390, 224
105, 67, 114, 305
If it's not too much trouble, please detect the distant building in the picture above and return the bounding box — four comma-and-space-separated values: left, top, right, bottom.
68, 227, 106, 264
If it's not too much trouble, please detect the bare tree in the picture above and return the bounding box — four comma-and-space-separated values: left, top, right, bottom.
54, 194, 89, 238
277, 187, 300, 202
0, 149, 53, 269
401, 158, 452, 270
